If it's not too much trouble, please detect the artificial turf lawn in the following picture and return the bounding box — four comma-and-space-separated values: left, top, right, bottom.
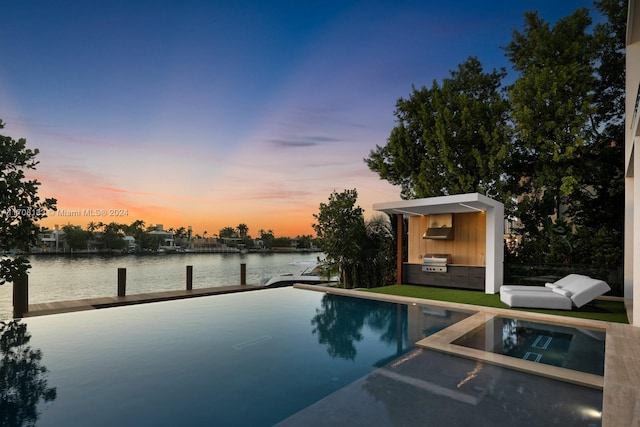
365, 284, 629, 324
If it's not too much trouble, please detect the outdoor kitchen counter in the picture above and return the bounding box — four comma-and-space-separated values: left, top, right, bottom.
403, 263, 485, 291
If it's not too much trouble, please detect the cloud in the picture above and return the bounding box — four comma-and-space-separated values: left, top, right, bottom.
267, 135, 340, 148
267, 139, 318, 148
247, 189, 314, 200
94, 186, 158, 197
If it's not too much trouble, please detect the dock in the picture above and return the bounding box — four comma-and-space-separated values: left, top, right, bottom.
23, 285, 262, 317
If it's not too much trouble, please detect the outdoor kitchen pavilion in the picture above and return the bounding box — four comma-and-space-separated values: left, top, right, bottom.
373, 193, 504, 294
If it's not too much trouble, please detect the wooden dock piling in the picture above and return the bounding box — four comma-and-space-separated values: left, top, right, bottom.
117, 268, 127, 296
186, 265, 193, 290
13, 275, 28, 318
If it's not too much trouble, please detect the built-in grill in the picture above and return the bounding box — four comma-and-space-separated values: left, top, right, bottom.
421, 254, 451, 273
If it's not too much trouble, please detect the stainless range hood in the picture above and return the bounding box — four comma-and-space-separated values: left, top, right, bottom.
423, 213, 454, 240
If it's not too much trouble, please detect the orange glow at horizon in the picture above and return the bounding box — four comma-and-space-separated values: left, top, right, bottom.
28, 110, 403, 239
36, 176, 399, 238
38, 202, 318, 238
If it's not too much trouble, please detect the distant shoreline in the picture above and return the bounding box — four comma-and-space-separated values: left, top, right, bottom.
25, 248, 323, 256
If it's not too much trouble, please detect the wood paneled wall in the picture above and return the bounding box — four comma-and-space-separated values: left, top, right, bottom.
407, 212, 486, 266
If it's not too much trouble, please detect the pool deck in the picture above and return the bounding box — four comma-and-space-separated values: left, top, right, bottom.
17, 283, 640, 426
22, 284, 262, 317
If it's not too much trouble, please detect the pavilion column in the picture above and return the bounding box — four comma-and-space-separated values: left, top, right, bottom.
396, 214, 403, 285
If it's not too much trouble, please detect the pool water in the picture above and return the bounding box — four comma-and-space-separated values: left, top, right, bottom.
2, 288, 470, 426
452, 317, 606, 376
1, 288, 604, 426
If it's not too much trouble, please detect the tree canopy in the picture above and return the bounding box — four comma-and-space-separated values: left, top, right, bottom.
365, 56, 512, 200
505, 8, 597, 222
0, 120, 56, 284
503, 3, 625, 267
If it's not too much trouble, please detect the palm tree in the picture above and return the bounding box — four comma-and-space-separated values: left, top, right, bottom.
126, 219, 145, 237
175, 227, 186, 239
362, 215, 395, 287
237, 223, 249, 239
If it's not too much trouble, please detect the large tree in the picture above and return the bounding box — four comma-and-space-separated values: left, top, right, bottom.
567, 0, 626, 233
505, 8, 597, 224
365, 56, 512, 200
0, 120, 56, 284
563, 0, 626, 269
504, 3, 626, 270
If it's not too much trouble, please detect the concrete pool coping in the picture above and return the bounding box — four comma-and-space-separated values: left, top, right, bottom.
294, 284, 639, 427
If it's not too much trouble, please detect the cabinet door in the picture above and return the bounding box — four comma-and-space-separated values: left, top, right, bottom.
468, 267, 486, 290
422, 272, 437, 285
434, 272, 450, 287
449, 266, 468, 288
403, 264, 422, 283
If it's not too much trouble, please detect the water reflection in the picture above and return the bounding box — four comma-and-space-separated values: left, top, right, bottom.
0, 320, 57, 427
361, 349, 603, 426
453, 317, 605, 375
502, 318, 520, 353
310, 294, 407, 361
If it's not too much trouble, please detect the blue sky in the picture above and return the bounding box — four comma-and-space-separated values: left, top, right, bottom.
0, 0, 597, 236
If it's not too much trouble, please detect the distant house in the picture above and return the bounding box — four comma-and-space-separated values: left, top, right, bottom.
123, 236, 136, 252
184, 237, 220, 252
36, 225, 66, 252
147, 224, 177, 252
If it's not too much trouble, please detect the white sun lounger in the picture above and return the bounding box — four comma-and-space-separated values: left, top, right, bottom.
500, 274, 610, 310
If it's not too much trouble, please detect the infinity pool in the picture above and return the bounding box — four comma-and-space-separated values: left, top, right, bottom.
1, 288, 604, 426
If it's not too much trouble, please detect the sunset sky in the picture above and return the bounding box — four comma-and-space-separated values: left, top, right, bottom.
1, 0, 596, 237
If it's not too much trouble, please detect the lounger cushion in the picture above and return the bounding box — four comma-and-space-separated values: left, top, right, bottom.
500, 274, 611, 309
560, 277, 610, 308
552, 274, 592, 289
500, 288, 572, 310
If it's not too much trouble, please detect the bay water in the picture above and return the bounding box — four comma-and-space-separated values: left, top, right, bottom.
0, 252, 323, 320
